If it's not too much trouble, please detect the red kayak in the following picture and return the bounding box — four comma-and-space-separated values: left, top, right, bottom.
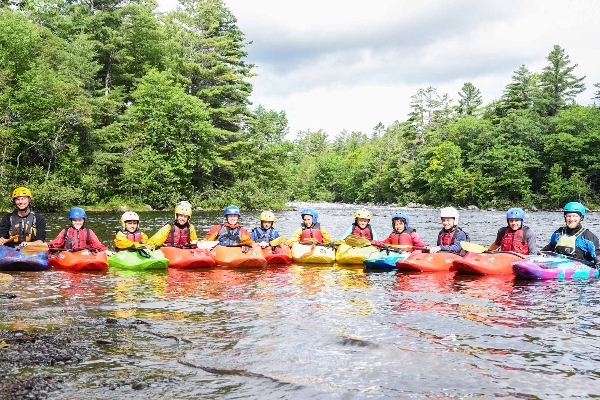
395, 251, 461, 272
160, 247, 216, 269
453, 252, 526, 275
49, 249, 108, 271
261, 245, 292, 264
212, 245, 267, 268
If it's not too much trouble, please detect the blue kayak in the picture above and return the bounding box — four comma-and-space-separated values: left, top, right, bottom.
0, 245, 49, 271
513, 252, 599, 279
364, 248, 410, 270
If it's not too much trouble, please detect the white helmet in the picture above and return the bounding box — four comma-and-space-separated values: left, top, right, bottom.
440, 207, 459, 226
121, 211, 140, 230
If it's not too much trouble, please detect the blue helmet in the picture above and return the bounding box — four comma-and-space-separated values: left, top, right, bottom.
564, 202, 586, 217
392, 212, 409, 229
68, 207, 86, 219
506, 208, 525, 222
224, 205, 241, 216
301, 208, 318, 224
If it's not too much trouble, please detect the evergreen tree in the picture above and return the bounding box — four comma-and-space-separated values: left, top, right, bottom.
500, 65, 539, 112
456, 82, 482, 116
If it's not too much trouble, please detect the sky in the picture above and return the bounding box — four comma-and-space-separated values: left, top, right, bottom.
158, 0, 600, 137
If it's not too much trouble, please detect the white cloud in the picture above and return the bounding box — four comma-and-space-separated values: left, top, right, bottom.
158, 0, 600, 137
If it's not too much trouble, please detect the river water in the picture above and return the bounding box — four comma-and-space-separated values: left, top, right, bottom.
2, 205, 600, 399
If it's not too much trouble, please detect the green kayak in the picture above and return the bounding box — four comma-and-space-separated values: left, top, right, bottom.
108, 249, 169, 270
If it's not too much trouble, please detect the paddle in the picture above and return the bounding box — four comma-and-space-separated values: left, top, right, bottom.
539, 251, 596, 267
195, 241, 220, 250
269, 236, 286, 247
460, 241, 528, 259
343, 235, 373, 248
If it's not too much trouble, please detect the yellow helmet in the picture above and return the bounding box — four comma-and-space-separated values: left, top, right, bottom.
260, 211, 275, 222
174, 202, 193, 219
12, 187, 32, 199
354, 208, 371, 220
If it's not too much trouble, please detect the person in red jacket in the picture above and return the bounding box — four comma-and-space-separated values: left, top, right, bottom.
48, 207, 112, 254
372, 212, 427, 251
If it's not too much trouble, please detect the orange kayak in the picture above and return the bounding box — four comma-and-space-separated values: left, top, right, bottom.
212, 245, 267, 268
453, 252, 526, 275
160, 247, 216, 269
50, 249, 108, 271
395, 251, 461, 272
261, 245, 292, 264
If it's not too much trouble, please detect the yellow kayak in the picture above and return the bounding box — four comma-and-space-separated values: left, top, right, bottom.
291, 243, 335, 264
335, 244, 379, 264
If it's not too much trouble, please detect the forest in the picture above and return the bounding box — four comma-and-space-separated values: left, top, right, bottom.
1, 0, 600, 212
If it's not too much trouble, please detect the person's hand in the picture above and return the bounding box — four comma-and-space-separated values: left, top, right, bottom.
105, 250, 115, 256
259, 241, 268, 248
0, 237, 6, 246
429, 246, 441, 253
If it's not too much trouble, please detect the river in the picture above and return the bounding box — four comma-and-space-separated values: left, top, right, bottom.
1, 205, 600, 399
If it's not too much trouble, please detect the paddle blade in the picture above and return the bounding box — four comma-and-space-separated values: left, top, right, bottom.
19, 243, 50, 255
269, 236, 286, 247
344, 235, 372, 248
196, 240, 220, 250
459, 241, 489, 253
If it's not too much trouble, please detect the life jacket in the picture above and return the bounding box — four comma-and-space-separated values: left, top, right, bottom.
437, 227, 469, 246
555, 227, 586, 256
299, 222, 324, 243
216, 224, 242, 246
252, 227, 275, 243
165, 221, 190, 247
62, 227, 91, 250
116, 228, 143, 244
351, 223, 374, 240
498, 226, 530, 254
9, 211, 38, 244
387, 228, 416, 247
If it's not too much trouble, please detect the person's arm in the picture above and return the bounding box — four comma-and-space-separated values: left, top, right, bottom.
284, 228, 302, 246
204, 225, 220, 241
489, 229, 503, 250
525, 228, 539, 255
147, 224, 171, 247
33, 214, 46, 242
189, 225, 198, 243
239, 227, 254, 246
339, 226, 353, 241
0, 213, 12, 244
410, 231, 427, 248
47, 229, 66, 248
114, 230, 135, 250
321, 228, 332, 244
88, 230, 108, 251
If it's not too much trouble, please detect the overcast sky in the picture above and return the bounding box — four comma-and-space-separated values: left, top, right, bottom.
159, 0, 600, 137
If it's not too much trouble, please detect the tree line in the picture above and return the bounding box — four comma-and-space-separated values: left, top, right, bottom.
1, 0, 599, 212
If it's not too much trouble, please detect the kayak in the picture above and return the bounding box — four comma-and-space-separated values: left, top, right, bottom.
336, 244, 379, 264
453, 252, 526, 275
396, 252, 461, 272
160, 246, 216, 269
49, 249, 108, 271
0, 245, 49, 271
363, 248, 411, 270
261, 245, 292, 264
108, 249, 169, 270
291, 243, 336, 264
212, 245, 267, 268
512, 253, 599, 279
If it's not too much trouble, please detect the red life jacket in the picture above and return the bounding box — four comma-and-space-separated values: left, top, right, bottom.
300, 222, 324, 243
388, 228, 416, 247
165, 222, 190, 247
437, 228, 460, 247
62, 227, 91, 250
351, 223, 374, 240
117, 228, 143, 244
499, 226, 530, 254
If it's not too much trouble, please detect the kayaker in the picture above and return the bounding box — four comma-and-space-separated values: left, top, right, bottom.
114, 211, 152, 251
251, 211, 282, 248
339, 208, 378, 241
47, 207, 112, 254
205, 205, 254, 246
0, 187, 46, 249
371, 212, 427, 251
285, 208, 332, 245
148, 201, 199, 247
489, 208, 538, 255
541, 201, 600, 265
428, 207, 468, 254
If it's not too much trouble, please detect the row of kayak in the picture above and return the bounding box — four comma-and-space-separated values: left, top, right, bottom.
0, 243, 597, 280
